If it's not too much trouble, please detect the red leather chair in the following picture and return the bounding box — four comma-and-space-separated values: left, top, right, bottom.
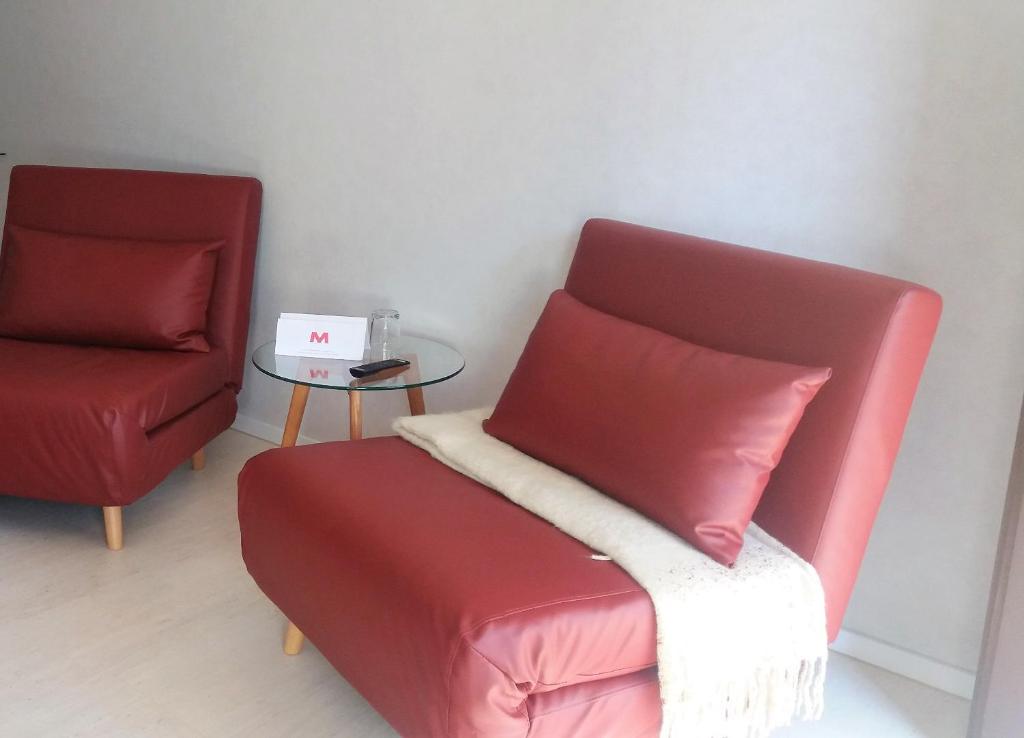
0, 165, 261, 550
238, 219, 941, 737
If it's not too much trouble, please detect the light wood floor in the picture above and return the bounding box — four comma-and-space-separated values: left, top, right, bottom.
0, 429, 969, 737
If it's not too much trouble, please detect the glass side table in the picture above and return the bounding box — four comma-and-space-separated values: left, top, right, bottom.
251, 336, 465, 446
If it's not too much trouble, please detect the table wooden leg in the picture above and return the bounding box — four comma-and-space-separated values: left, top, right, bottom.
406, 386, 426, 416
404, 353, 426, 416
349, 391, 363, 440
281, 384, 310, 448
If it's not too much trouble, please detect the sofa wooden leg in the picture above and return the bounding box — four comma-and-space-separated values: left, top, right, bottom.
102, 506, 123, 551
191, 448, 206, 471
283, 621, 305, 655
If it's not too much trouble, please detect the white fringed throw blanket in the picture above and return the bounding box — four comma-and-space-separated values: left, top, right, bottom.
394, 408, 827, 738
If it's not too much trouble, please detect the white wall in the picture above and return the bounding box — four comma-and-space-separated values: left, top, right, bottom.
2, 1, 1022, 674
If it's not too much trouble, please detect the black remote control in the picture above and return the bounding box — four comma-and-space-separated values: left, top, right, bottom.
349, 358, 411, 378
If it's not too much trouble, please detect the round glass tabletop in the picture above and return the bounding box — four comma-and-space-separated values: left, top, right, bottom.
252, 337, 464, 392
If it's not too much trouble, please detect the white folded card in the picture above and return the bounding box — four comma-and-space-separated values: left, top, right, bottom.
275, 313, 367, 360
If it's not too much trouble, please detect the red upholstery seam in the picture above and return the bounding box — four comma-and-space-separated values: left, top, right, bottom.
574, 662, 658, 679
532, 662, 658, 688
444, 587, 644, 737
527, 676, 658, 720
141, 386, 227, 435
466, 641, 531, 715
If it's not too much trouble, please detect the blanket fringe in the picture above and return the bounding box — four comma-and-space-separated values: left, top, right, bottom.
661, 655, 826, 738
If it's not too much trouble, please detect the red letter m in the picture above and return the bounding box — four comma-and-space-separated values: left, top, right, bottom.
309, 331, 329, 344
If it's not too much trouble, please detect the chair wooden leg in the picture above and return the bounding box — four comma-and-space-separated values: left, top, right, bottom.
191, 448, 206, 471
283, 621, 305, 655
102, 506, 123, 551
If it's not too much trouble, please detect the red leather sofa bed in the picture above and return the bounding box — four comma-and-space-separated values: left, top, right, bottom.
239, 219, 941, 737
0, 165, 261, 549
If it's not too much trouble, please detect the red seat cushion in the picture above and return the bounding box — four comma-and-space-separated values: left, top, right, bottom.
0, 225, 221, 352
484, 290, 831, 565
239, 437, 659, 738
0, 337, 228, 505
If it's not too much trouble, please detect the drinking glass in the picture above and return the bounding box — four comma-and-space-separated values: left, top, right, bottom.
368, 308, 401, 360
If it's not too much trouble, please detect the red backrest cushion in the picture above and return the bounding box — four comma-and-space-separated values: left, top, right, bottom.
2, 166, 262, 389
484, 289, 831, 565
564, 220, 942, 635
0, 226, 221, 351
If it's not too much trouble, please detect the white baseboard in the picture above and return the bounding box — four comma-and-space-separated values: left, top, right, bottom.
832, 628, 976, 699
230, 412, 977, 701
232, 412, 318, 447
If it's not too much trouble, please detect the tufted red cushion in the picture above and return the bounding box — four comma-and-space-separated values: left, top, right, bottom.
0, 225, 221, 352
484, 289, 831, 565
